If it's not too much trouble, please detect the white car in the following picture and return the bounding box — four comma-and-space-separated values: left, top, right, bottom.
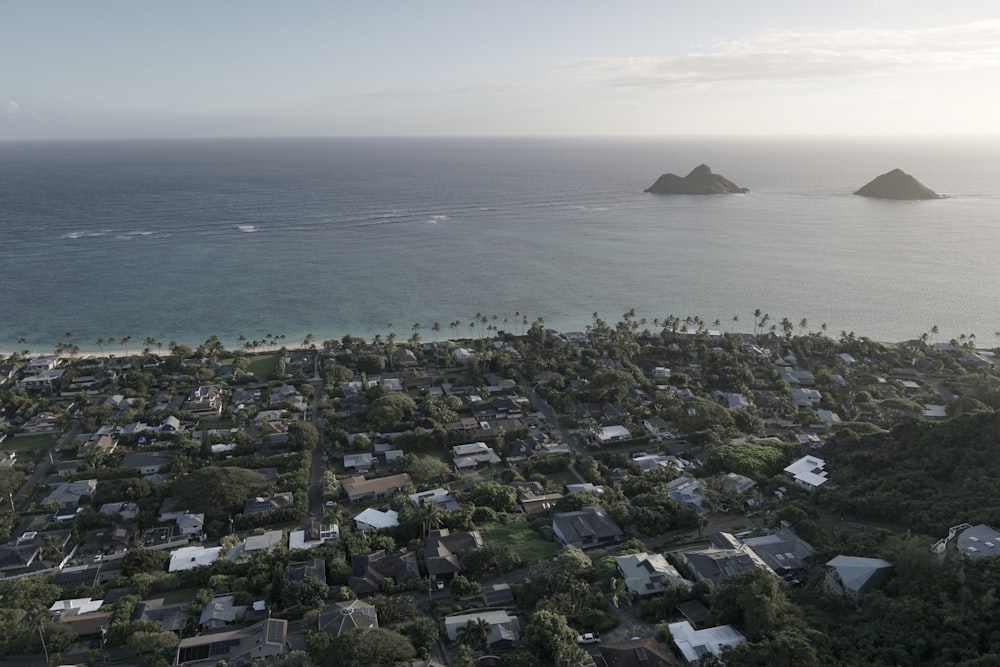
577, 633, 601, 645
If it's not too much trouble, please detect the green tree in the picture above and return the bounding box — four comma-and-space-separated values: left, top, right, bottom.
525, 609, 586, 665
456, 617, 491, 649
308, 628, 416, 667
466, 481, 517, 512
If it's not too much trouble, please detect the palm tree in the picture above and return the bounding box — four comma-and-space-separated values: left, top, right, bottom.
120, 336, 132, 354
457, 618, 491, 649
420, 500, 445, 536
95, 337, 105, 354
799, 318, 809, 336
731, 315, 739, 333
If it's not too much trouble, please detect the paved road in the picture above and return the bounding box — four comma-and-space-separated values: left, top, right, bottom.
518, 382, 587, 484
306, 362, 327, 526
12, 420, 80, 509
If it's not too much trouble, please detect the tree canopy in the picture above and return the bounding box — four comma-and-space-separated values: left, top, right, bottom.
169, 466, 267, 519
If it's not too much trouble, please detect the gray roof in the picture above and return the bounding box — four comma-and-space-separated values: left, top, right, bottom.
957, 524, 1000, 558
742, 527, 814, 573
826, 555, 893, 596
552, 506, 623, 546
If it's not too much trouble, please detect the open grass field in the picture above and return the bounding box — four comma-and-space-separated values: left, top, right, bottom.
480, 521, 559, 564
543, 468, 580, 487
246, 354, 280, 379
3, 433, 58, 452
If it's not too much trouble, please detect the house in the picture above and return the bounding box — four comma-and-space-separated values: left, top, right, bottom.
777, 367, 816, 386
444, 610, 521, 647
317, 600, 378, 638
43, 479, 98, 507
957, 524, 1000, 558
49, 597, 104, 621
174, 618, 287, 666
552, 506, 624, 549
120, 450, 171, 475
668, 621, 746, 664
424, 528, 483, 583
409, 488, 459, 512
483, 583, 515, 607
451, 442, 502, 469
742, 527, 814, 577
25, 355, 60, 373
344, 452, 374, 471
923, 404, 948, 420
349, 549, 421, 595
160, 415, 182, 432
0, 529, 73, 575
784, 456, 829, 490
679, 533, 773, 585
615, 553, 691, 597
519, 492, 564, 515
839, 352, 857, 366
289, 521, 340, 550
633, 453, 685, 473
816, 409, 841, 425
226, 530, 284, 561
826, 556, 894, 598
666, 476, 708, 514
643, 417, 672, 439
286, 557, 326, 584
168, 545, 222, 572
720, 472, 756, 496
99, 502, 140, 520
354, 508, 399, 531
243, 492, 294, 515
342, 473, 412, 503
592, 637, 681, 667
790, 388, 822, 407
594, 425, 631, 444
565, 482, 604, 496
713, 390, 750, 411
132, 598, 191, 633
0, 451, 15, 468
199, 594, 247, 629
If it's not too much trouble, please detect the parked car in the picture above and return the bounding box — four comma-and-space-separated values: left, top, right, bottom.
577, 633, 601, 645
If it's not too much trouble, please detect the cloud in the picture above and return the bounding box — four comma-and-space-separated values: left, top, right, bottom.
4, 100, 18, 115
558, 21, 1000, 90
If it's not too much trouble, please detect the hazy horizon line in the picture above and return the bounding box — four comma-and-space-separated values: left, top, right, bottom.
3, 132, 1000, 145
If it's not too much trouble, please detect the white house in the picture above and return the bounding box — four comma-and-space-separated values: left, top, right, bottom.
668, 621, 746, 664
790, 388, 823, 407
784, 456, 829, 490
169, 546, 222, 572
353, 508, 399, 531
594, 425, 631, 444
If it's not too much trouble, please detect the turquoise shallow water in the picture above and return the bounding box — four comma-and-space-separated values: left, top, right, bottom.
1, 136, 998, 352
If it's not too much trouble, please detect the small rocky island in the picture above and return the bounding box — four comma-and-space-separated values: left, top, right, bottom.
854, 168, 944, 200
645, 164, 749, 195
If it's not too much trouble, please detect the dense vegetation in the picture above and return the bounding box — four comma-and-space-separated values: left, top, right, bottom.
822, 410, 1000, 534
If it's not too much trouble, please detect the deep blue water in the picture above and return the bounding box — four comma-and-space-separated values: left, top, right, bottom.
1, 136, 998, 352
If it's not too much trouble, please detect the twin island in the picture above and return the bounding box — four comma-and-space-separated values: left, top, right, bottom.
646, 165, 944, 200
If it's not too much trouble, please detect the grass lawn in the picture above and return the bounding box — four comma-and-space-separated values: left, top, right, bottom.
3, 433, 59, 452
246, 354, 280, 379
544, 469, 580, 487
480, 522, 559, 563
160, 587, 199, 604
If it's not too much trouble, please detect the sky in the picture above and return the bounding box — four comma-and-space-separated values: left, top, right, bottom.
2, 0, 999, 139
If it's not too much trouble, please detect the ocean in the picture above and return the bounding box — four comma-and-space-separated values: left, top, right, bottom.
1, 136, 998, 353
